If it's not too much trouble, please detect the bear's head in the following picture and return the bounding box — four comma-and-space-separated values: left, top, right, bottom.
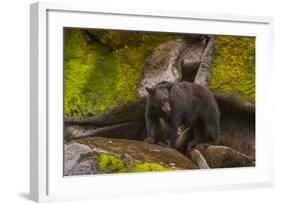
146, 81, 173, 114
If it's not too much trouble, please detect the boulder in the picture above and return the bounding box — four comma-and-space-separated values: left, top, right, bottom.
64, 137, 198, 176
179, 35, 209, 82
138, 40, 186, 97
64, 143, 96, 176
195, 145, 255, 168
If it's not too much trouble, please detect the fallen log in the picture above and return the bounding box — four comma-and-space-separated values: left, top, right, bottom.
64, 121, 144, 141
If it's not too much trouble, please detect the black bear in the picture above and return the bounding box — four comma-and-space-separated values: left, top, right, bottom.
144, 81, 220, 150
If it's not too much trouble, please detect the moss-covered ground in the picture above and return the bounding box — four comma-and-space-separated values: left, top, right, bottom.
64, 29, 176, 119
209, 36, 255, 103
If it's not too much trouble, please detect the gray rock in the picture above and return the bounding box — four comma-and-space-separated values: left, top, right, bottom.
179, 41, 206, 82
138, 40, 187, 97
64, 137, 199, 176
75, 137, 198, 170
64, 143, 92, 176
68, 152, 101, 176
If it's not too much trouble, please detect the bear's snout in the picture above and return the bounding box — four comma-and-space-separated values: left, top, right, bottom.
162, 102, 171, 113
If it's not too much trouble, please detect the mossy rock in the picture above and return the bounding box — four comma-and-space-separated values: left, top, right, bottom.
97, 153, 176, 173
130, 162, 176, 172
64, 137, 197, 175
76, 137, 198, 172
64, 28, 178, 121
209, 36, 255, 103
64, 138, 255, 175
97, 153, 127, 173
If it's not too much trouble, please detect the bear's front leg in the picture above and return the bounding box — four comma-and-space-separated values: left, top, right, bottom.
144, 116, 157, 144
168, 121, 179, 149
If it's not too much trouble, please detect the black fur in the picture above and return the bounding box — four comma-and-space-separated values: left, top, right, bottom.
144, 81, 220, 150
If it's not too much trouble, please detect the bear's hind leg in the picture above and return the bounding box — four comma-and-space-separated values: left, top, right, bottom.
187, 124, 203, 151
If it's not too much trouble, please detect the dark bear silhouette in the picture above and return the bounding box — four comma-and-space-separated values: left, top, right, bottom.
144, 81, 220, 150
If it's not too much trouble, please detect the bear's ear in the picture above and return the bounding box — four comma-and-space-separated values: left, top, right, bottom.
165, 82, 173, 90
146, 87, 155, 95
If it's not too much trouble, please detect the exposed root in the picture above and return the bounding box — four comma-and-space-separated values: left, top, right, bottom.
190, 149, 210, 169
194, 36, 215, 86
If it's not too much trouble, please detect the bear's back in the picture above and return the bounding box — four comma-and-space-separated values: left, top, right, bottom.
174, 81, 209, 97
173, 81, 217, 110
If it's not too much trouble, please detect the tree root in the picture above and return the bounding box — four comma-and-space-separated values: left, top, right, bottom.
190, 149, 210, 169
194, 36, 215, 86
64, 121, 144, 141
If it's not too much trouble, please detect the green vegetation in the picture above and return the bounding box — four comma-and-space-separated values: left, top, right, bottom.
209, 36, 255, 103
64, 30, 255, 118
97, 153, 126, 173
97, 153, 177, 174
64, 29, 176, 118
131, 162, 176, 172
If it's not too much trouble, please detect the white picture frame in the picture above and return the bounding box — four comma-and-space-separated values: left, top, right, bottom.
30, 2, 274, 202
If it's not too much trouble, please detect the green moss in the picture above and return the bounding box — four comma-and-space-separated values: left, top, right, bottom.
64, 29, 176, 118
97, 153, 126, 173
209, 36, 255, 103
97, 153, 177, 174
130, 163, 176, 172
